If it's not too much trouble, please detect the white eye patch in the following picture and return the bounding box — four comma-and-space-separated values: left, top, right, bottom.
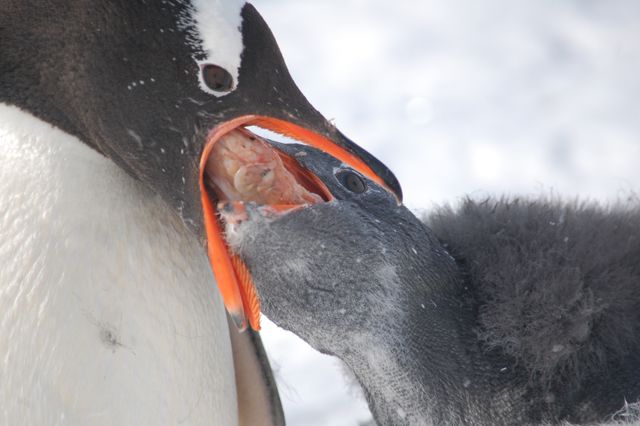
187, 0, 245, 96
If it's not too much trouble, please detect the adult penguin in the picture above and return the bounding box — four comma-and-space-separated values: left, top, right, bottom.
0, 1, 401, 425
228, 140, 640, 426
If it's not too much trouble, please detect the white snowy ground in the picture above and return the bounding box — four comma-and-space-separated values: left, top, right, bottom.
250, 1, 640, 425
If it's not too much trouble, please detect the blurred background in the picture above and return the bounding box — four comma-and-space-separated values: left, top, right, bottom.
251, 1, 640, 424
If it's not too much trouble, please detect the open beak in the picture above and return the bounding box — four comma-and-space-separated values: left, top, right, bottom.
199, 115, 398, 331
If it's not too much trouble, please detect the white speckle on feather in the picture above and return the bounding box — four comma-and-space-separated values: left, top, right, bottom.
126, 129, 142, 150
375, 264, 398, 289
397, 408, 407, 419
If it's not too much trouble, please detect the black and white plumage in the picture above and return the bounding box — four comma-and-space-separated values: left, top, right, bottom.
232, 141, 640, 426
0, 1, 402, 424
0, 2, 280, 424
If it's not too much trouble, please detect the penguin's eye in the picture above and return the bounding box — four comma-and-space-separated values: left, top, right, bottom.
336, 170, 367, 194
201, 64, 233, 92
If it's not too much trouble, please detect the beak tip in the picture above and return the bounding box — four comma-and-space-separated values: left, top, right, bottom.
230, 309, 248, 332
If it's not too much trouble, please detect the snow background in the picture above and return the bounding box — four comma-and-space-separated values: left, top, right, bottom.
250, 1, 640, 424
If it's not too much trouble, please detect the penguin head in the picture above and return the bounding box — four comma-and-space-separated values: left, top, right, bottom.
1, 1, 402, 329
226, 141, 460, 352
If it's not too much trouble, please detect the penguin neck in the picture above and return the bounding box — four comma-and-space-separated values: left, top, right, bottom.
338, 243, 524, 425
0, 103, 238, 424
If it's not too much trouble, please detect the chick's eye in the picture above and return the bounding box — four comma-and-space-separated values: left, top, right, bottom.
337, 170, 367, 193
201, 64, 233, 92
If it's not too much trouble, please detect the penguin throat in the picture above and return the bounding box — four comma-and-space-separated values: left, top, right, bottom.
204, 128, 327, 208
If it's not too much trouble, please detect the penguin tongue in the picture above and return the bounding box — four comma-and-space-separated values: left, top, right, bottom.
201, 128, 329, 332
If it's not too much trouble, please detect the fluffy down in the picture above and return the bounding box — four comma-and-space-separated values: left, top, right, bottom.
427, 197, 640, 388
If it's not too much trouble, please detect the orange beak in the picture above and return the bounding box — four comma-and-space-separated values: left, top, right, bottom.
199, 115, 396, 331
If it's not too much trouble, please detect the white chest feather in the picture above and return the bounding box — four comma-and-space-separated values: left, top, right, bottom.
0, 104, 237, 425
